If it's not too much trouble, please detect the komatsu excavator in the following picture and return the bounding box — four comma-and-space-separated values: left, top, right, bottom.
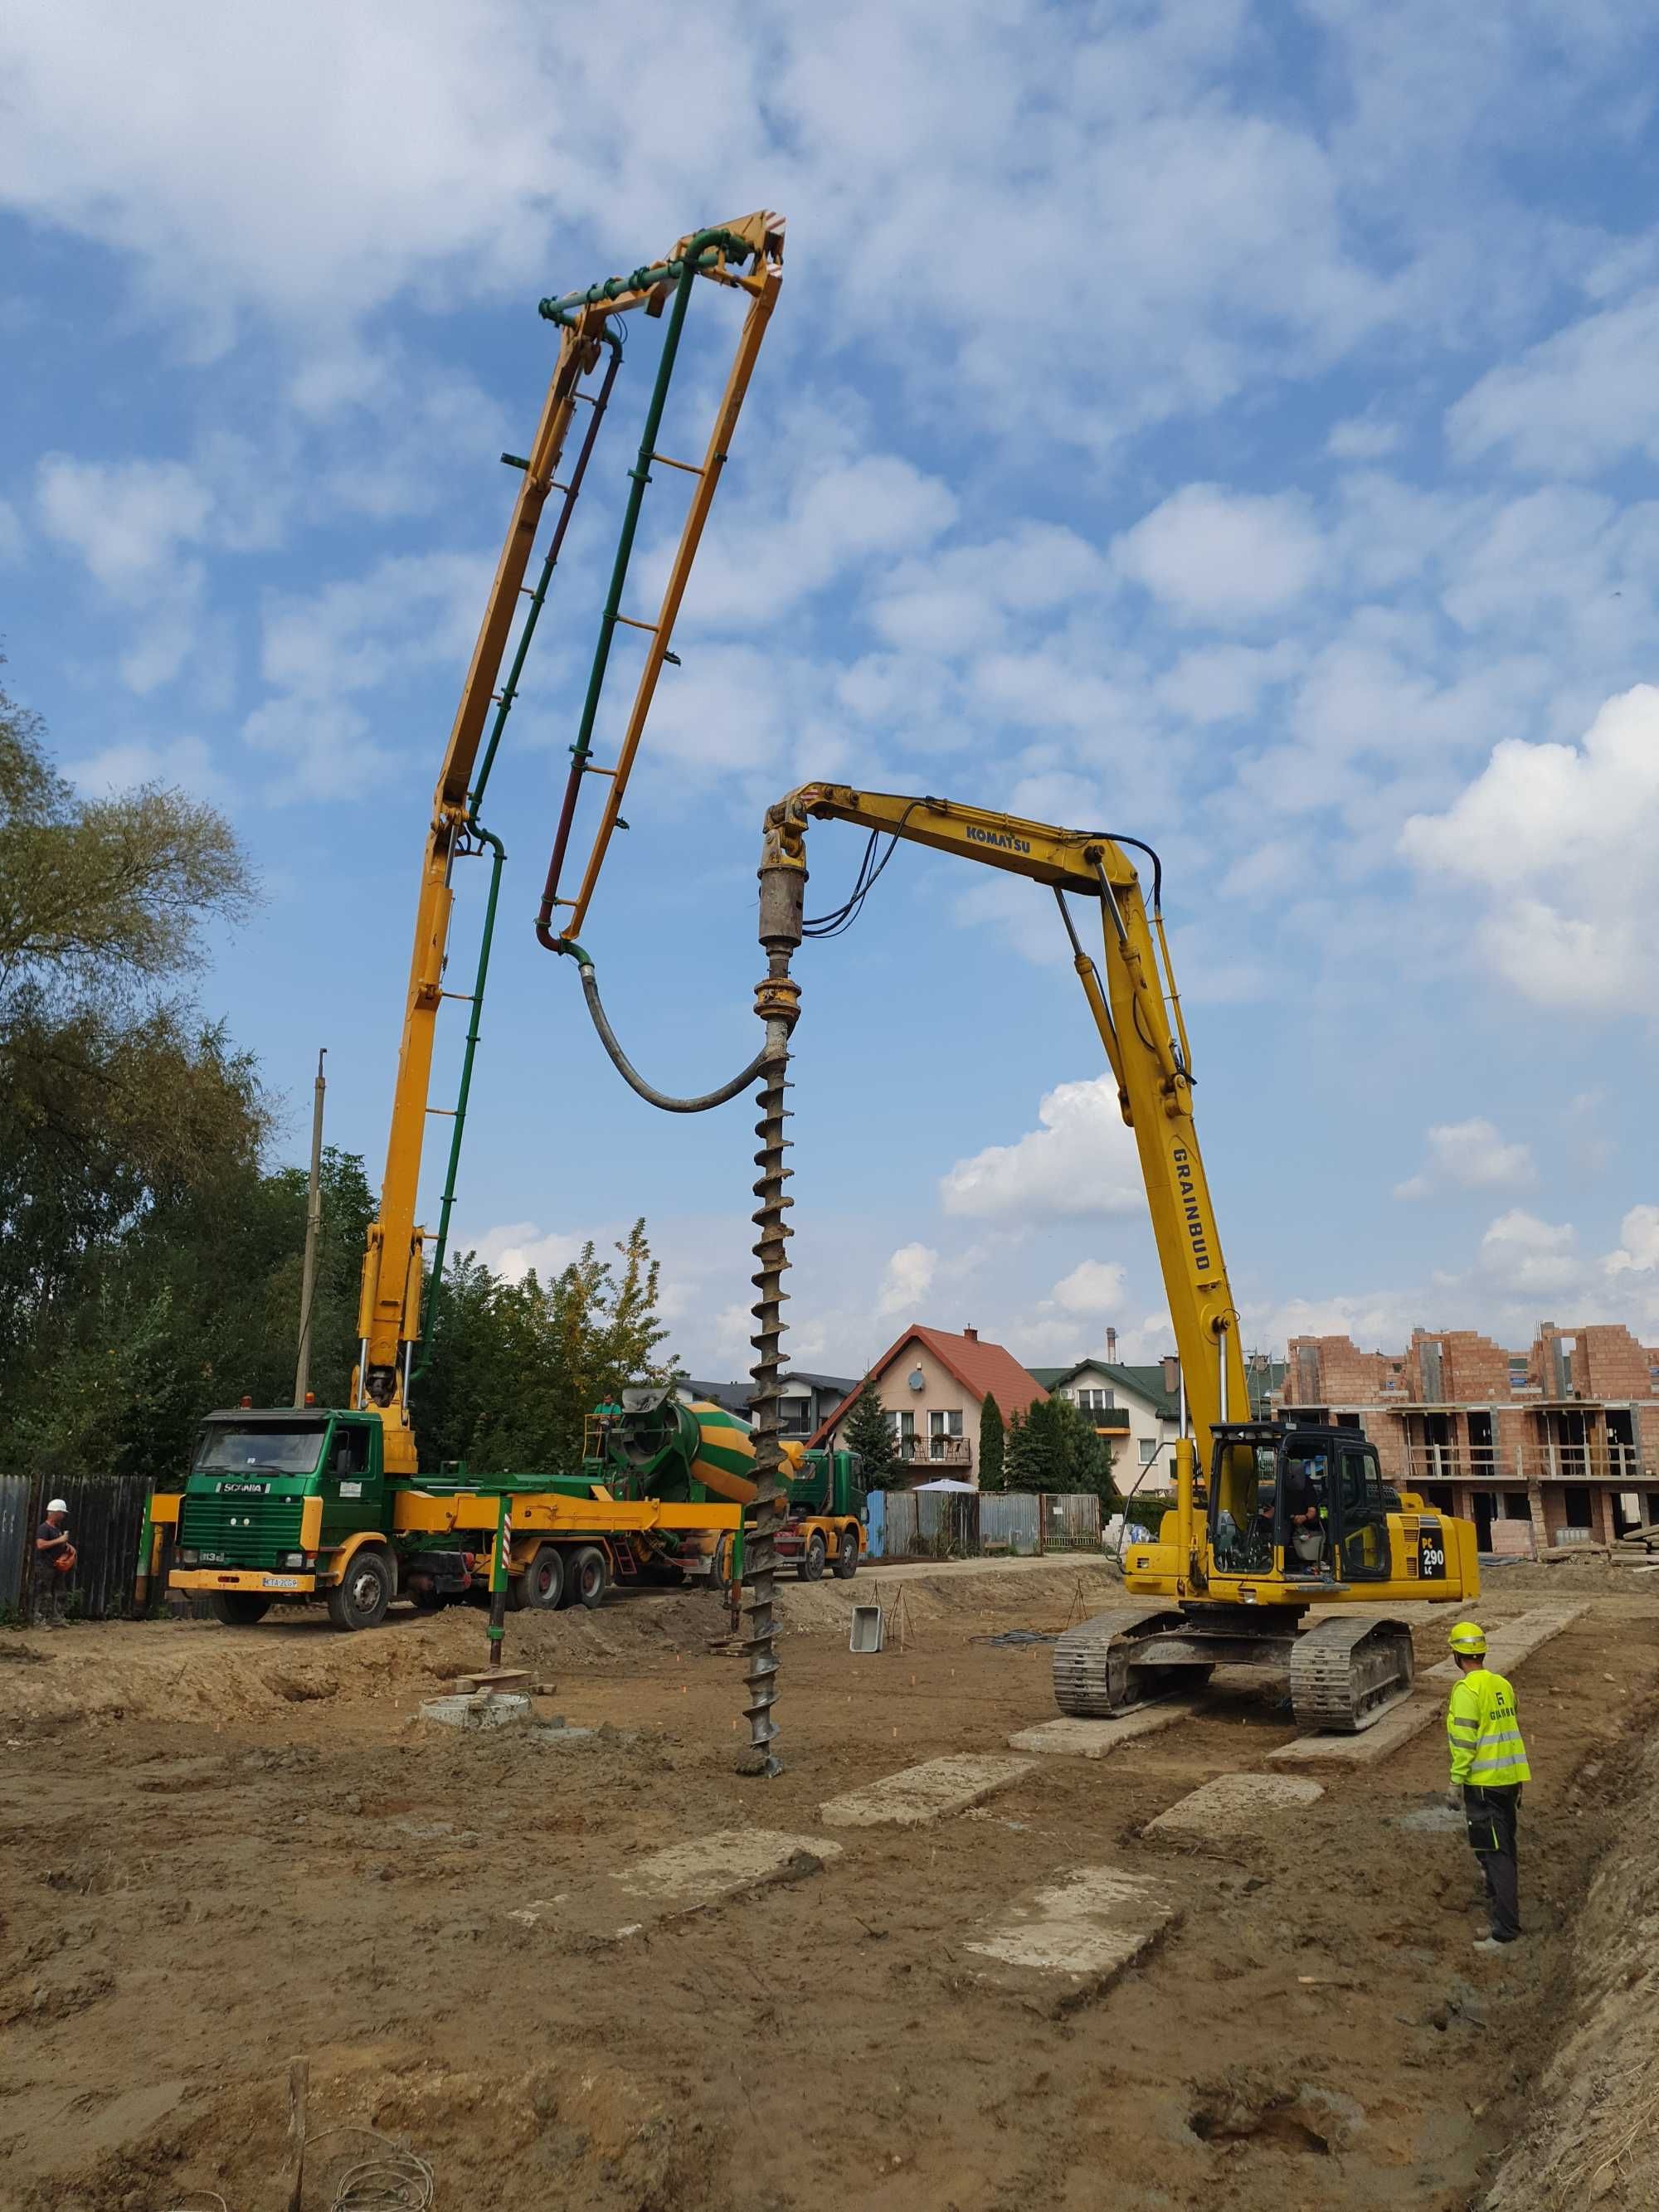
757, 786, 1481, 1731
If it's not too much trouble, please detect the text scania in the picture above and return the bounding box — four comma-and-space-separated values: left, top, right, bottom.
965, 825, 1033, 854
1171, 1145, 1214, 1273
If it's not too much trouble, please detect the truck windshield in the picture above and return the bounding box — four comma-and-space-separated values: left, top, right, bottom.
193, 1425, 328, 1475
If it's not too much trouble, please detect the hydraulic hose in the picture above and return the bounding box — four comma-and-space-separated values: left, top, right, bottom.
568, 944, 776, 1111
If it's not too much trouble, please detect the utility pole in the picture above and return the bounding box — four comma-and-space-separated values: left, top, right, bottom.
294, 1049, 327, 1407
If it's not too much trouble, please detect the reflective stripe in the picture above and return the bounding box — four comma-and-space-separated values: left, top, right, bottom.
1472, 1753, 1529, 1775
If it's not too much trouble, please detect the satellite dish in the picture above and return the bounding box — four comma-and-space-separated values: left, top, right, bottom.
907, 1368, 925, 1392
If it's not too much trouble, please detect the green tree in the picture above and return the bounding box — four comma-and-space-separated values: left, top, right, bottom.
416, 1221, 673, 1475
978, 1391, 1005, 1490
843, 1377, 899, 1490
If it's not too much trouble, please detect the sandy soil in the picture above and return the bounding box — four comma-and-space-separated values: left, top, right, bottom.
1, 1564, 1653, 2212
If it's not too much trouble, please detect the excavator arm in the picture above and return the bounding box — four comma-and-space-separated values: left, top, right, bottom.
760, 784, 1251, 1458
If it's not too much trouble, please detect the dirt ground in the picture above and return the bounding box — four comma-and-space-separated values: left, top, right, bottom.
2, 1558, 1656, 2212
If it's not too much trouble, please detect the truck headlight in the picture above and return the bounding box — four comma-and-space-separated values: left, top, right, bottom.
177, 1548, 199, 1567
280, 1552, 307, 1570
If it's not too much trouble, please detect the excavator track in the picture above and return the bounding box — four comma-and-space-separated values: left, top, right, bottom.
1288, 1615, 1415, 1733
1053, 1607, 1195, 1719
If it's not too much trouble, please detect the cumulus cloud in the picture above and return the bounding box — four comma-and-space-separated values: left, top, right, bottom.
1049, 1258, 1128, 1315
62, 734, 223, 800
1604, 1206, 1659, 1281
1113, 484, 1324, 624
941, 1075, 1144, 1220
1394, 1118, 1535, 1201
465, 1221, 587, 1281
1477, 1209, 1580, 1295
876, 1242, 938, 1318
1401, 684, 1659, 1013
1447, 289, 1659, 476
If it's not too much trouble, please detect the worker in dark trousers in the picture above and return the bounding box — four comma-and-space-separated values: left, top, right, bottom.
1445, 1620, 1530, 1952
32, 1498, 74, 1627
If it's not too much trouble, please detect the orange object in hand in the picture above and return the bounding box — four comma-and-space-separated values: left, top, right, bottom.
54, 1545, 75, 1573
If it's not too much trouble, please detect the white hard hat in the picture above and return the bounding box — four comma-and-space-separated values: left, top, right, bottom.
47, 1498, 68, 1514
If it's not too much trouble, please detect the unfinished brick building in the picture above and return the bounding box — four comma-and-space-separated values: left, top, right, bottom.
1276, 1321, 1659, 1554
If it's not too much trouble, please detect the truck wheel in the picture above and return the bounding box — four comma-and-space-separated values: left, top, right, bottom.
326, 1548, 392, 1631
569, 1545, 608, 1611
708, 1533, 732, 1596
834, 1528, 859, 1580
209, 1593, 270, 1626
799, 1532, 828, 1583
516, 1546, 565, 1612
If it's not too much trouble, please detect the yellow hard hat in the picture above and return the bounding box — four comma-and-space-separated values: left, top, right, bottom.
1447, 1621, 1486, 1656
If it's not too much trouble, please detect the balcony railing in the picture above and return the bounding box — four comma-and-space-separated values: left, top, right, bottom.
893, 1437, 972, 1470
1401, 1444, 1651, 1488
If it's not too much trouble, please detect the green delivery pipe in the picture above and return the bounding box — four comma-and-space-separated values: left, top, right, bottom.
409, 821, 504, 1392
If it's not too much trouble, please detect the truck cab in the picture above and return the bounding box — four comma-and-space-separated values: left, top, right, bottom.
776, 1447, 866, 1582
167, 1406, 392, 1626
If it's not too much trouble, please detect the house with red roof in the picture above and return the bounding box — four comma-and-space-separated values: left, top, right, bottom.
807, 1325, 1048, 1486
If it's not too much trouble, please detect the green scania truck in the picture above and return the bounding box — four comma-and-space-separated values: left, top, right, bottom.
143, 1387, 865, 1628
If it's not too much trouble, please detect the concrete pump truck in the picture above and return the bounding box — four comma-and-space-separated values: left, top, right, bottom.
140, 214, 868, 1631
752, 785, 1481, 1731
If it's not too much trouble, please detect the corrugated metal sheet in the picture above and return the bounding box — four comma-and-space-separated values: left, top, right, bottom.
980, 1493, 1040, 1555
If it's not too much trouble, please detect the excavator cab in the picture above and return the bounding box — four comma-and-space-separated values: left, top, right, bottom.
1206, 1422, 1393, 1588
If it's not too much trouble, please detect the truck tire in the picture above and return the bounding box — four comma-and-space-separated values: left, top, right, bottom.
834, 1527, 859, 1580
515, 1545, 565, 1612
708, 1533, 732, 1596
326, 1548, 392, 1631
569, 1545, 608, 1611
799, 1532, 828, 1582
209, 1593, 270, 1626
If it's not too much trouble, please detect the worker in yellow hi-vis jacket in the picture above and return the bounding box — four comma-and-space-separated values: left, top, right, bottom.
1445, 1621, 1530, 1952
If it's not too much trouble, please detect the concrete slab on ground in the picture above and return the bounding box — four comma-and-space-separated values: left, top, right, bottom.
1269, 1694, 1440, 1767
820, 1753, 1034, 1829
965, 1865, 1176, 2013
1008, 1706, 1189, 1758
508, 1828, 840, 1942
1145, 1772, 1324, 1843
1424, 1604, 1589, 1684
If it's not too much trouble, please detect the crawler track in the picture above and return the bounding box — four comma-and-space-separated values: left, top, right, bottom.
1053, 1606, 1194, 1718
1288, 1615, 1415, 1731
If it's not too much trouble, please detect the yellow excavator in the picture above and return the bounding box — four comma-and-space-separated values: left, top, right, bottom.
757, 785, 1481, 1731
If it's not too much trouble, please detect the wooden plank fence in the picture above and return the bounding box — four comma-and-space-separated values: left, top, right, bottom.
0, 1473, 153, 1622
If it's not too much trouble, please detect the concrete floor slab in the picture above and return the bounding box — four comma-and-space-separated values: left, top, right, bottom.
1145, 1772, 1324, 1843
966, 1865, 1175, 2012
1423, 1604, 1589, 1683
1008, 1706, 1189, 1758
820, 1753, 1034, 1828
508, 1828, 840, 1940
1269, 1694, 1440, 1767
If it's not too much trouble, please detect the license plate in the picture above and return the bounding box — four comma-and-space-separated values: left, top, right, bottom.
260, 1575, 304, 1591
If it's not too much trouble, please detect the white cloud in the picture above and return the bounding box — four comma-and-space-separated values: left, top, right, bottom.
1394, 1118, 1535, 1201
1049, 1258, 1128, 1315
1326, 414, 1401, 460
1401, 683, 1659, 1013
1477, 1208, 1580, 1295
1113, 484, 1324, 624
1447, 289, 1659, 476
876, 1241, 938, 1318
465, 1221, 586, 1281
1603, 1206, 1659, 1281
62, 734, 223, 800
941, 1075, 1144, 1220
36, 454, 213, 591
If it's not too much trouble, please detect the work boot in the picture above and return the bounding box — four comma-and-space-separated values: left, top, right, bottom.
1472, 1933, 1516, 1952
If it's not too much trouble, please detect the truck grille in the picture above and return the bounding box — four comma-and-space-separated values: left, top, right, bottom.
179, 1495, 305, 1570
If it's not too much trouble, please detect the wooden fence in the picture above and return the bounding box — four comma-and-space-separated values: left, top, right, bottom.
0, 1473, 152, 1621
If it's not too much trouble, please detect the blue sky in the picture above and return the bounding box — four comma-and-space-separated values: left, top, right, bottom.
3, 0, 1657, 1380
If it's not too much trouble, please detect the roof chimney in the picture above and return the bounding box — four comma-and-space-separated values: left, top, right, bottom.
1160, 1354, 1180, 1396
1106, 1327, 1117, 1361
962, 1325, 978, 1342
